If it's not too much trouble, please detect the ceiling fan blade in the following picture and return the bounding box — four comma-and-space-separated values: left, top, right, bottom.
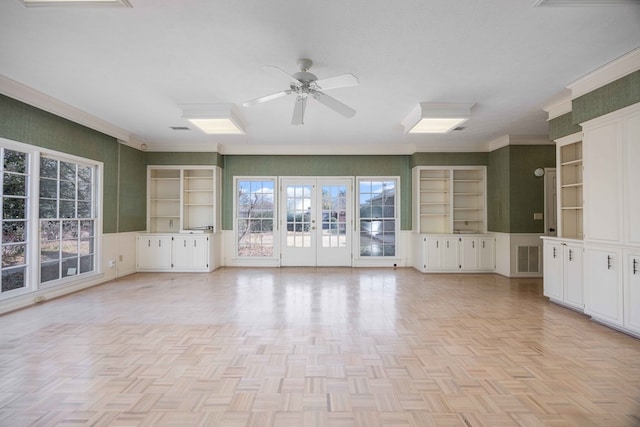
312, 90, 356, 118
313, 73, 359, 91
292, 96, 307, 125
243, 90, 291, 107
263, 66, 301, 83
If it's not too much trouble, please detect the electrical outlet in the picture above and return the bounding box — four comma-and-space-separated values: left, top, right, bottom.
34, 296, 46, 303
108, 259, 116, 268
118, 255, 123, 262
533, 213, 543, 220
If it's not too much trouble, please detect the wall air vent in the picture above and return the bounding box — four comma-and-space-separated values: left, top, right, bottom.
517, 246, 540, 273
170, 126, 191, 131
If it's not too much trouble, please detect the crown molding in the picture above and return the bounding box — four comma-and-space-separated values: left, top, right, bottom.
488, 135, 553, 151
0, 74, 131, 142
543, 97, 573, 120
567, 47, 640, 98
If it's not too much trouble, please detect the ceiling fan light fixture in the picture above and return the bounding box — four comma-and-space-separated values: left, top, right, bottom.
403, 102, 474, 134
20, 0, 131, 7
181, 104, 246, 135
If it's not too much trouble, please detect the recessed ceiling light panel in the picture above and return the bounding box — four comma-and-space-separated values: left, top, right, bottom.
181, 104, 246, 135
402, 103, 474, 134
20, 0, 132, 7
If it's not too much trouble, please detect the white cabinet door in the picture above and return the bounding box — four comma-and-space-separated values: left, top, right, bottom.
585, 247, 623, 326
443, 237, 458, 270
543, 241, 563, 300
172, 236, 191, 269
172, 235, 210, 270
459, 237, 478, 270
583, 121, 622, 243
624, 111, 640, 246
425, 237, 443, 270
564, 243, 583, 310
624, 250, 640, 334
479, 237, 495, 271
191, 236, 209, 268
137, 235, 172, 270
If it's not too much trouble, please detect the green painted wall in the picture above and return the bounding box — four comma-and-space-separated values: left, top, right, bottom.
0, 94, 146, 233
143, 151, 223, 166
487, 147, 510, 232
488, 145, 555, 233
573, 70, 640, 124
222, 155, 411, 230
508, 146, 555, 233
118, 144, 147, 232
410, 152, 489, 167
549, 112, 582, 141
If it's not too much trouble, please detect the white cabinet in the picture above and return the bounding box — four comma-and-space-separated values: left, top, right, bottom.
623, 250, 640, 335
460, 237, 478, 270
584, 246, 623, 326
172, 235, 212, 271
479, 237, 495, 271
415, 234, 494, 272
147, 166, 219, 233
136, 233, 214, 272
413, 166, 486, 234
420, 236, 458, 270
563, 242, 584, 310
583, 121, 622, 243
623, 110, 640, 246
137, 234, 173, 271
543, 240, 563, 301
542, 238, 583, 311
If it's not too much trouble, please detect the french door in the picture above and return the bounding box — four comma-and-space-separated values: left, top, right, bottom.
280, 178, 352, 266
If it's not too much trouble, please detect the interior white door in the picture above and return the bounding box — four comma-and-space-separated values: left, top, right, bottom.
281, 178, 352, 266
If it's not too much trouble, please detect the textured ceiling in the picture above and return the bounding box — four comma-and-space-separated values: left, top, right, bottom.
0, 0, 639, 154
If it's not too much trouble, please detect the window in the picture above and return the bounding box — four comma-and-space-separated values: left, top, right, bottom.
1, 148, 30, 295
236, 178, 275, 257
358, 178, 398, 257
39, 156, 97, 283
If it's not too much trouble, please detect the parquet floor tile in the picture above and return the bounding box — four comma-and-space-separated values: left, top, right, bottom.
1, 268, 640, 426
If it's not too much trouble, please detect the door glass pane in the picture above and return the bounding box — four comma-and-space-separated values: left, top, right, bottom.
321, 185, 347, 248
286, 185, 312, 248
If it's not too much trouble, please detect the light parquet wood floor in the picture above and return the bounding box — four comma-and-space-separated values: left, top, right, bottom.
1, 268, 639, 426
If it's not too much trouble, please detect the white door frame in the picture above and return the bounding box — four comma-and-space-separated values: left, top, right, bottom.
280, 177, 353, 266
544, 168, 557, 236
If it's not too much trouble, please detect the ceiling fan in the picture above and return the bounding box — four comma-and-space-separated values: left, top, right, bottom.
243, 58, 359, 125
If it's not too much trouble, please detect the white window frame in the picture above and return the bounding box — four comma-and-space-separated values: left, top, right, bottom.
0, 137, 103, 300
356, 176, 400, 259
233, 176, 278, 260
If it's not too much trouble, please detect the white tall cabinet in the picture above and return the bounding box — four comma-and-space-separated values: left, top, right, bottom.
413, 166, 494, 273
137, 165, 220, 273
575, 103, 640, 336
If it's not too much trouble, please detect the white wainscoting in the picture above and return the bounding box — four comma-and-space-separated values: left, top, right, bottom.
493, 232, 544, 278
0, 232, 138, 315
